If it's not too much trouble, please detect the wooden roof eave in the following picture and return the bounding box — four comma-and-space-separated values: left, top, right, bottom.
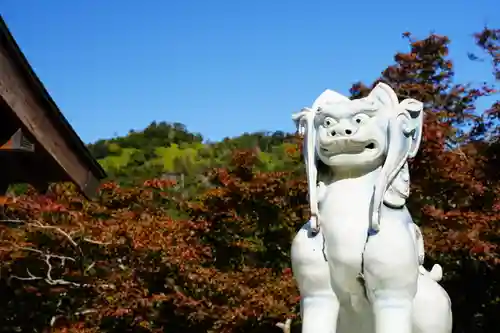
0, 15, 106, 198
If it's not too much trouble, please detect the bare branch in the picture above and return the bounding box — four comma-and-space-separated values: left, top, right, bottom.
9, 246, 89, 287
83, 238, 112, 245
276, 318, 292, 333
0, 219, 111, 247
50, 309, 98, 327
0, 218, 112, 288
84, 262, 96, 273
74, 309, 98, 316
0, 219, 78, 248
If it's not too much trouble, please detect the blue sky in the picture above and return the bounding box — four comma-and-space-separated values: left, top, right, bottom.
2, 0, 498, 144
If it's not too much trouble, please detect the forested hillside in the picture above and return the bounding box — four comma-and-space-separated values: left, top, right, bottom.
0, 28, 498, 333
87, 122, 301, 192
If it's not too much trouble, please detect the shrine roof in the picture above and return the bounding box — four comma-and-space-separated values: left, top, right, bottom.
0, 15, 106, 198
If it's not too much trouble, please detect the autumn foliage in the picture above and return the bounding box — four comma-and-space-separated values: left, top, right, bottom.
0, 151, 305, 333
0, 29, 498, 333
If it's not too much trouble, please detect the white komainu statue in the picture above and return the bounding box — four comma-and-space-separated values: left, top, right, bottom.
290, 83, 452, 333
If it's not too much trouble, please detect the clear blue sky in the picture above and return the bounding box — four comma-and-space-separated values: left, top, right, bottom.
2, 0, 498, 144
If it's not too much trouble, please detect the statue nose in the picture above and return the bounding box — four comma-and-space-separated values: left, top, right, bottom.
329, 121, 357, 137
332, 127, 355, 136
330, 127, 355, 136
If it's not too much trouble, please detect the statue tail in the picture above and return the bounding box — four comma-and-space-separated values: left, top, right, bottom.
418, 264, 443, 281
428, 264, 443, 282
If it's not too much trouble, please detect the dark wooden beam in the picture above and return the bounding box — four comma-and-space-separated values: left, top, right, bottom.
0, 16, 106, 198
0, 49, 100, 197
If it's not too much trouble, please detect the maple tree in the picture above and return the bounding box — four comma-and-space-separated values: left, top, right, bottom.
0, 28, 498, 333
0, 162, 303, 333
350, 28, 500, 332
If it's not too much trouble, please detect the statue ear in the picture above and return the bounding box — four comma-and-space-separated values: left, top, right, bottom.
292, 108, 320, 232
370, 93, 424, 232
312, 89, 349, 110
383, 99, 424, 208
366, 82, 399, 109
291, 89, 348, 233
400, 98, 424, 158
292, 89, 349, 233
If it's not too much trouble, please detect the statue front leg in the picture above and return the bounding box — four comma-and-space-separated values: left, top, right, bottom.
302, 295, 339, 333
292, 222, 339, 333
362, 217, 418, 333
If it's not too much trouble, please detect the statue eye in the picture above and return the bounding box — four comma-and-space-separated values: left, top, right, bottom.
353, 113, 370, 124
323, 117, 335, 127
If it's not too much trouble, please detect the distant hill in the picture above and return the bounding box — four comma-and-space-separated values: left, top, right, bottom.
86, 121, 300, 185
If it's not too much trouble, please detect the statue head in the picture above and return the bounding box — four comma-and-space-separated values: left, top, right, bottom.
293, 82, 424, 232
314, 91, 387, 172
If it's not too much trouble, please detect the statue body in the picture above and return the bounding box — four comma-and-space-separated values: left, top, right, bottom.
290, 83, 452, 333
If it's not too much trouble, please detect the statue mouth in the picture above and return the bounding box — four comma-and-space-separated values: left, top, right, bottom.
320, 141, 377, 156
